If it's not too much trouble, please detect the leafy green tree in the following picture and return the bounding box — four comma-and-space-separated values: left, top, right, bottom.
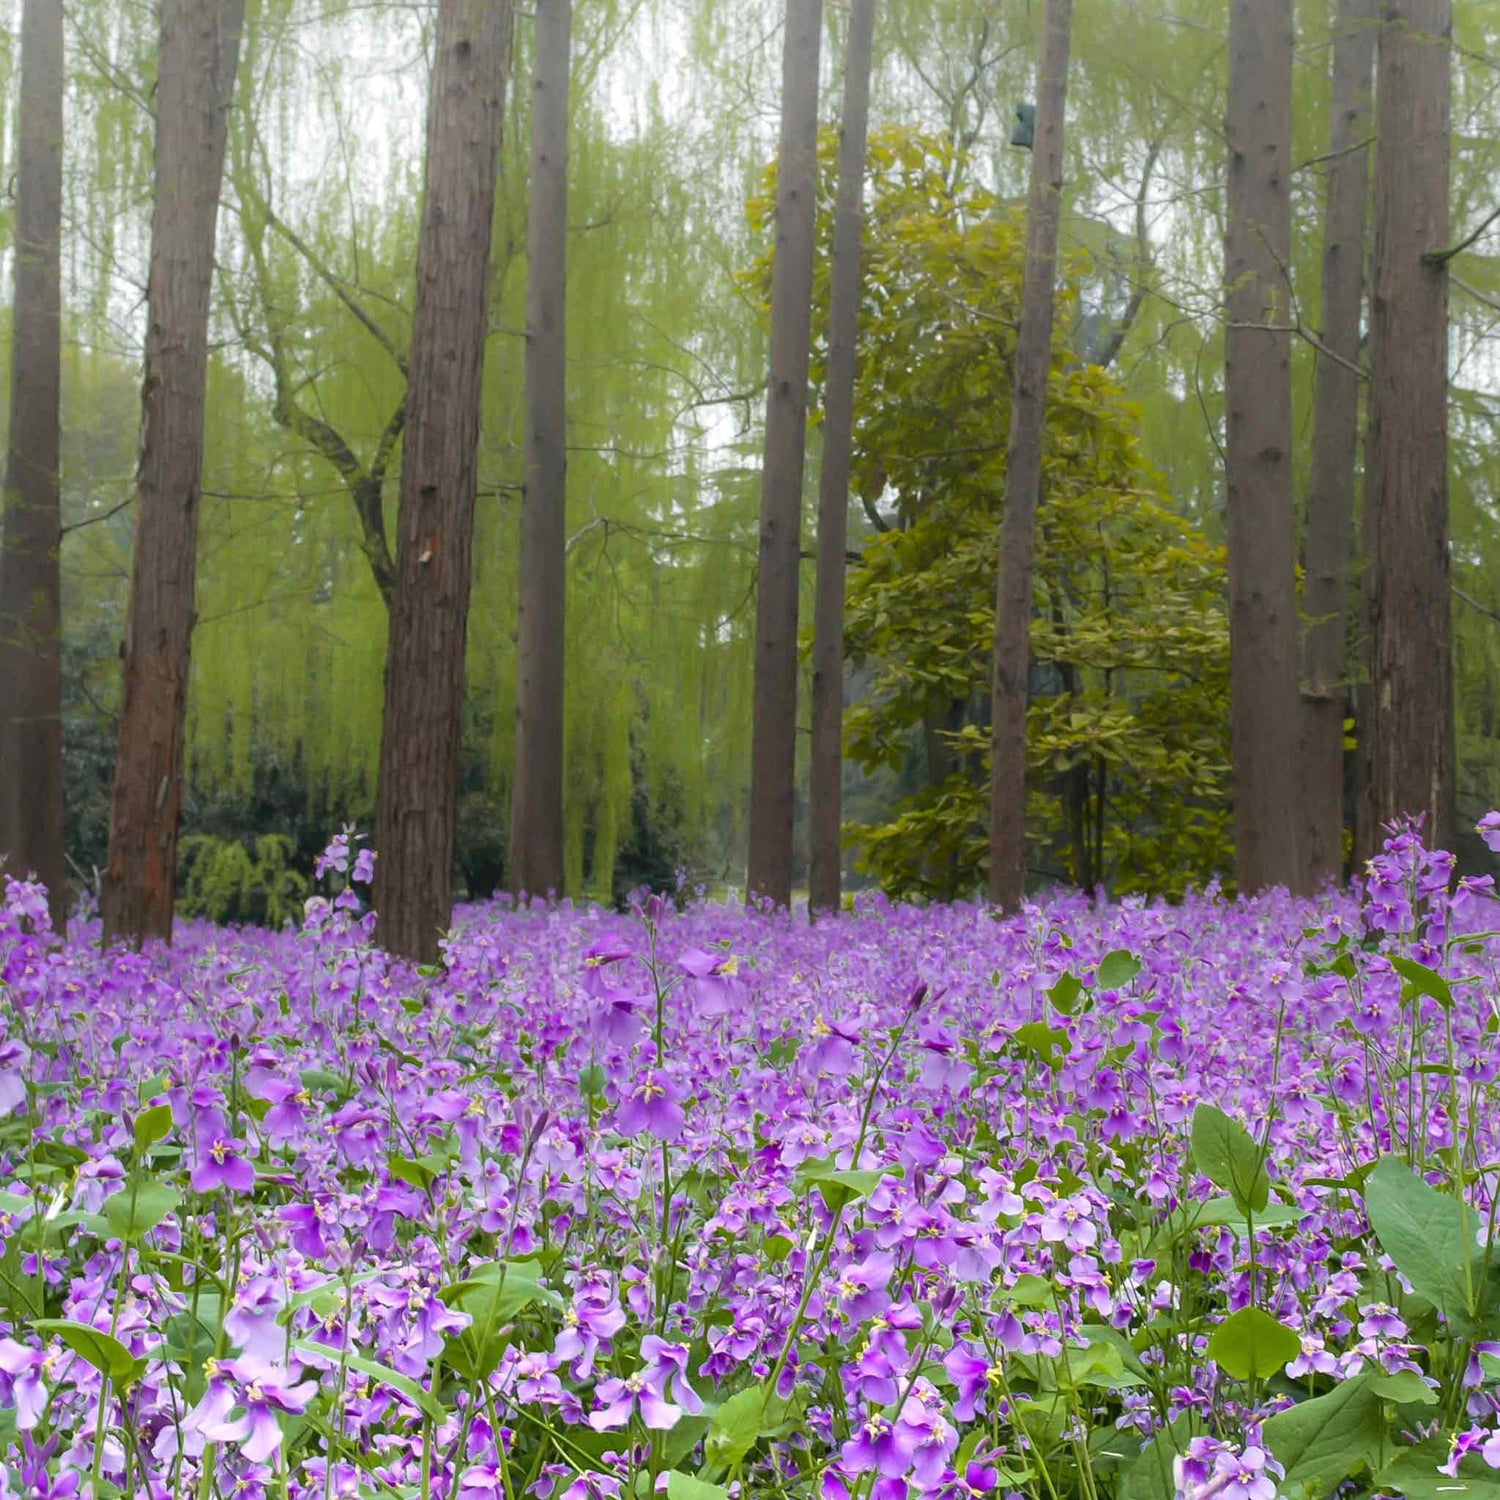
751, 129, 1231, 900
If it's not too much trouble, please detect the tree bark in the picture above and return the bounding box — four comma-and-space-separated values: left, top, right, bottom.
101, 0, 245, 947
746, 0, 823, 909
808, 0, 875, 918
0, 0, 65, 928
1299, 0, 1377, 890
1361, 0, 1453, 858
373, 0, 511, 962
1223, 0, 1302, 895
510, 0, 571, 901
987, 0, 1073, 912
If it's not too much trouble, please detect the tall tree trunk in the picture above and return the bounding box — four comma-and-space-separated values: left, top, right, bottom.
101, 0, 245, 947
510, 0, 571, 901
0, 0, 65, 928
746, 0, 823, 909
1299, 0, 1376, 889
373, 0, 511, 962
987, 0, 1073, 912
1362, 0, 1453, 857
1223, 0, 1302, 895
808, 0, 875, 918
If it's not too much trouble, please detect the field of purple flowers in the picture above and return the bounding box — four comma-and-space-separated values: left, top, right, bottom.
2, 821, 1500, 1500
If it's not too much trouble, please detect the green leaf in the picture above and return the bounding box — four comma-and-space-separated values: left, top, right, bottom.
1377, 1441, 1500, 1499
1262, 1373, 1385, 1494
1389, 957, 1453, 1010
1012, 1022, 1070, 1070
438, 1260, 559, 1381
662, 1413, 712, 1470
704, 1384, 767, 1469
33, 1319, 142, 1384
132, 1105, 172, 1152
1191, 1103, 1270, 1214
297, 1340, 446, 1422
796, 1161, 898, 1212
1046, 973, 1083, 1015
1206, 1306, 1301, 1381
103, 1181, 181, 1243
1096, 950, 1142, 990
1363, 1156, 1498, 1331
1370, 1370, 1438, 1406
667, 1473, 728, 1500
388, 1156, 439, 1192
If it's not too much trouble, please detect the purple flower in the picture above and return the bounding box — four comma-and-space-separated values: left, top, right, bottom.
614, 1072, 685, 1141
554, 1279, 626, 1377
1477, 811, 1500, 854
1211, 1446, 1280, 1500
0, 1040, 29, 1114
837, 1250, 896, 1323
677, 947, 745, 1016
0, 1338, 52, 1429
189, 1132, 255, 1194
841, 1412, 913, 1479
183, 1357, 318, 1464
588, 1336, 701, 1432
581, 944, 635, 1000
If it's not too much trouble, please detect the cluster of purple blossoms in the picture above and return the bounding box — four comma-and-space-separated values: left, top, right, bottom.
0, 819, 1495, 1496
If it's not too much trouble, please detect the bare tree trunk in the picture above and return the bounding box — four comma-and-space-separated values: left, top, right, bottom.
808, 0, 875, 918
373, 0, 511, 962
1299, 0, 1376, 890
0, 0, 65, 928
510, 0, 571, 902
1223, 0, 1302, 895
746, 0, 823, 909
1363, 0, 1453, 856
101, 0, 244, 948
987, 0, 1073, 912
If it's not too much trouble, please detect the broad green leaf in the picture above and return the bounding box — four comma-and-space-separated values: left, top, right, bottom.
797, 1161, 898, 1212
663, 1412, 712, 1470
1206, 1306, 1300, 1381
1012, 1022, 1070, 1070
103, 1181, 181, 1243
132, 1105, 172, 1152
1377, 1441, 1500, 1499
1370, 1370, 1438, 1406
297, 1340, 446, 1422
1096, 950, 1142, 990
1262, 1373, 1385, 1494
704, 1384, 767, 1469
33, 1319, 142, 1384
388, 1155, 439, 1192
668, 1473, 727, 1500
1389, 957, 1453, 1010
1046, 973, 1083, 1015
1003, 1274, 1055, 1308
438, 1260, 558, 1380
1191, 1104, 1270, 1214
1363, 1157, 1498, 1331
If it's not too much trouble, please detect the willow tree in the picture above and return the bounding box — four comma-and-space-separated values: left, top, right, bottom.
1362, 0, 1454, 856
373, 0, 512, 961
1222, 0, 1300, 894
808, 0, 876, 917
747, 0, 823, 909
510, 0, 572, 901
102, 0, 245, 947
988, 0, 1073, 912
1299, 0, 1376, 888
0, 0, 65, 926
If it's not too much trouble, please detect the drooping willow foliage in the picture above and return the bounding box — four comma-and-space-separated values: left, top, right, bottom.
0, 0, 1495, 898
